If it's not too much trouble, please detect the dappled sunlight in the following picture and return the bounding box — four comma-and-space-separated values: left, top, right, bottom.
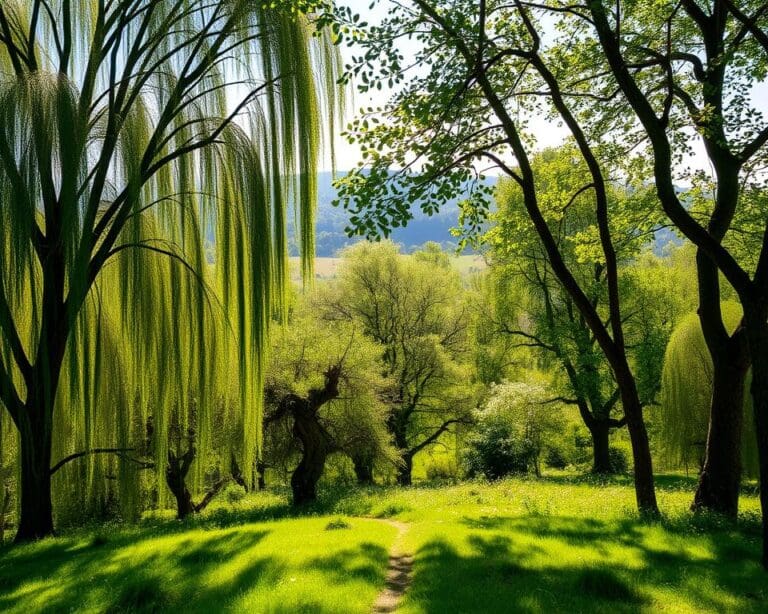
0, 515, 396, 613
396, 508, 763, 613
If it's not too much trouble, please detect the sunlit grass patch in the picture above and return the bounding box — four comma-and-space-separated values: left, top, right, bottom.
0, 516, 395, 614
0, 475, 763, 613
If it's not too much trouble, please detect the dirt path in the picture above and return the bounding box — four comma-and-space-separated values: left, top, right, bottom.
370, 519, 413, 614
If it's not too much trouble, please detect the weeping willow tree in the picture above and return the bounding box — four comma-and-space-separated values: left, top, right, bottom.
660, 302, 758, 478
0, 0, 340, 540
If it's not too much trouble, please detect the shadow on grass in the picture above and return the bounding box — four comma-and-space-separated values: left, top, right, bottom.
0, 528, 274, 612
0, 525, 389, 614
405, 535, 648, 614
407, 514, 766, 613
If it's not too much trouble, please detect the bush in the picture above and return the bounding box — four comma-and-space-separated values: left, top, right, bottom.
544, 446, 568, 470
463, 421, 537, 480
608, 447, 629, 474
225, 484, 246, 504
425, 456, 460, 481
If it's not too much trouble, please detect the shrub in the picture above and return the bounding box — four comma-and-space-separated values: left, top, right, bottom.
544, 446, 568, 470
608, 447, 629, 474
464, 421, 537, 480
225, 484, 246, 504
325, 517, 351, 530
425, 456, 460, 481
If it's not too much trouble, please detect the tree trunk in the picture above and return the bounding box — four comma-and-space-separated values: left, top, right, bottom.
397, 454, 413, 486
165, 459, 195, 520
15, 411, 54, 541
290, 409, 333, 506
616, 367, 659, 516
168, 481, 195, 520
590, 420, 612, 474
692, 357, 748, 518
352, 454, 374, 485
692, 245, 750, 518
257, 460, 266, 491
743, 307, 768, 569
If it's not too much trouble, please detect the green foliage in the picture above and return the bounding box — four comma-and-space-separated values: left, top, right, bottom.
465, 382, 565, 479
607, 447, 630, 475
660, 303, 758, 475
0, 0, 342, 529
263, 292, 397, 478
322, 241, 479, 465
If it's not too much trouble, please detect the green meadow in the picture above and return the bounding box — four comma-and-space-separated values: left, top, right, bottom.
1, 475, 763, 613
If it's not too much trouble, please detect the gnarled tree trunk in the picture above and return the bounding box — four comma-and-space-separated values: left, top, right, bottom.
291, 406, 335, 505
165, 447, 197, 520
270, 365, 341, 506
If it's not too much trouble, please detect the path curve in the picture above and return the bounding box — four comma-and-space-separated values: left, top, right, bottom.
369, 519, 413, 614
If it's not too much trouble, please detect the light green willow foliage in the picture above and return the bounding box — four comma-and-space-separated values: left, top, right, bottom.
660, 302, 758, 475
265, 295, 397, 470
0, 0, 340, 515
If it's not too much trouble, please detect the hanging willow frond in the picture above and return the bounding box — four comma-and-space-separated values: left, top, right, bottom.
0, 0, 341, 517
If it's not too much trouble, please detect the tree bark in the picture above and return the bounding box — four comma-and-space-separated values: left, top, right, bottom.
397, 454, 413, 486
290, 409, 333, 505
286, 365, 341, 506
15, 410, 54, 541
590, 420, 612, 475
352, 454, 374, 485
692, 354, 748, 518
257, 460, 266, 491
167, 478, 195, 520
743, 306, 768, 569
165, 451, 196, 520
616, 366, 658, 516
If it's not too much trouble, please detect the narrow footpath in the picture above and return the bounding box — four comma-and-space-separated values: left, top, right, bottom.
371, 520, 413, 614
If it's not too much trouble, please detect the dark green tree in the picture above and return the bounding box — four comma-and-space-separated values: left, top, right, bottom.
577, 0, 768, 564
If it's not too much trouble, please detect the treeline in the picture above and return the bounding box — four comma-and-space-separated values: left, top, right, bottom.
0, 219, 741, 533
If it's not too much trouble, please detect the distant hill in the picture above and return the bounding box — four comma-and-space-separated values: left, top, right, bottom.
290, 172, 682, 258
287, 172, 494, 257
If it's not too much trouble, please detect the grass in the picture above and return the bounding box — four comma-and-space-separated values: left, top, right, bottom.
0, 474, 765, 613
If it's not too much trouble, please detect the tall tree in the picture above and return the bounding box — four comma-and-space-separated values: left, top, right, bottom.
485, 147, 670, 474
0, 0, 338, 539
322, 241, 477, 485
578, 0, 768, 565
330, 1, 660, 514
660, 303, 759, 477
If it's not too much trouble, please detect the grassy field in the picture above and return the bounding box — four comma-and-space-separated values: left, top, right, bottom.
0, 474, 764, 613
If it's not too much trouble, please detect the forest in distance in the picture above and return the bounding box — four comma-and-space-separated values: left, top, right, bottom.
1, 1, 768, 613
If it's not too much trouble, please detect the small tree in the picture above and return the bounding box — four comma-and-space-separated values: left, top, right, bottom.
322, 241, 478, 485
264, 303, 395, 504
